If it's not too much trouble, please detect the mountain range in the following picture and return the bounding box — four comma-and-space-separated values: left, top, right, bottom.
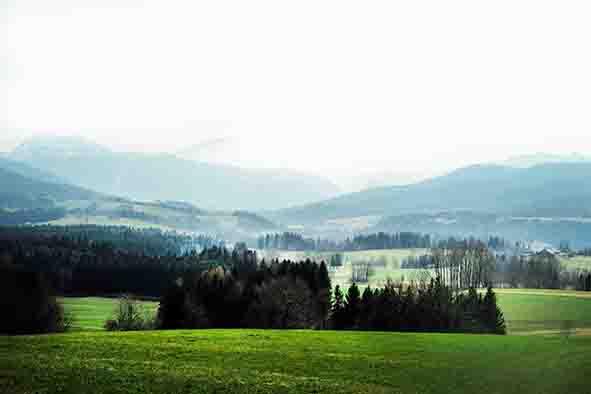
6, 136, 339, 211
275, 162, 591, 224
3, 135, 591, 246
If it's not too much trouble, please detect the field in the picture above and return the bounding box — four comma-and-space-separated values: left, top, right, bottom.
494, 289, 591, 334
3, 291, 590, 393
561, 255, 591, 271
260, 248, 430, 290
1, 329, 590, 394
61, 297, 159, 331
60, 288, 591, 336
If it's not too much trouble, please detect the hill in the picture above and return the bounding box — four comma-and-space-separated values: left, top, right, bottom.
0, 167, 99, 210
0, 157, 65, 184
0, 162, 278, 238
2, 329, 589, 394
276, 162, 591, 223
9, 136, 340, 211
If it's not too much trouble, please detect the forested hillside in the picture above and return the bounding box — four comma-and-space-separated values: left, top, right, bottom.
276, 163, 591, 223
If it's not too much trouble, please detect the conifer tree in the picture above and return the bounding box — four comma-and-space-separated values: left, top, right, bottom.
344, 283, 361, 329
482, 286, 506, 334
331, 285, 346, 329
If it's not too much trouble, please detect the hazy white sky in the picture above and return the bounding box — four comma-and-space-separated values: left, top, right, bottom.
2, 0, 591, 178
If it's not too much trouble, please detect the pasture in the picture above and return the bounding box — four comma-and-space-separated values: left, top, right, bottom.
561, 255, 591, 271
494, 289, 591, 334
60, 297, 158, 331
260, 248, 430, 290
1, 329, 590, 394
59, 288, 591, 336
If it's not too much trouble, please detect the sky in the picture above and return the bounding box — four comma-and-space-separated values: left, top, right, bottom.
2, 0, 591, 184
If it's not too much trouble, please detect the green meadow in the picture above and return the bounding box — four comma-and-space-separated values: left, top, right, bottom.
1, 329, 590, 394
60, 288, 591, 335
561, 255, 591, 271
494, 289, 591, 334
60, 297, 159, 331
0, 289, 588, 393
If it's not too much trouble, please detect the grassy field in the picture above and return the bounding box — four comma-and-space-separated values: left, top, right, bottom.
260, 248, 430, 290
1, 329, 590, 394
59, 288, 591, 336
561, 255, 591, 271
494, 289, 591, 334
60, 297, 159, 331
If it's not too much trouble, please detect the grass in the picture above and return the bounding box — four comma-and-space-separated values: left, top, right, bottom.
261, 248, 430, 291
1, 329, 590, 394
561, 255, 591, 271
493, 289, 591, 334
59, 287, 591, 336
3, 291, 590, 393
60, 297, 159, 331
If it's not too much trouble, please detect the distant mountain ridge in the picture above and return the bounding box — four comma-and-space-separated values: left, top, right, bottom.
0, 166, 99, 210
0, 163, 278, 239
499, 153, 591, 168
276, 162, 591, 223
8, 136, 340, 211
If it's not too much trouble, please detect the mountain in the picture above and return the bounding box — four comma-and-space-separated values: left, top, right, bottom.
9, 136, 340, 211
275, 162, 591, 224
0, 156, 65, 184
0, 163, 278, 239
373, 211, 591, 249
499, 153, 591, 168
0, 166, 99, 210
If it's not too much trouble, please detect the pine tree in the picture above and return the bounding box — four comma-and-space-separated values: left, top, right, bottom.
331, 285, 346, 329
344, 283, 361, 329
315, 261, 332, 328
359, 286, 375, 330
482, 286, 506, 334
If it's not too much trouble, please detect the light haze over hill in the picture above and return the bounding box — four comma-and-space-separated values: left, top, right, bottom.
7, 136, 340, 211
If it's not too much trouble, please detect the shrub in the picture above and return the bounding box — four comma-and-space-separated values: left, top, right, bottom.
105, 295, 154, 331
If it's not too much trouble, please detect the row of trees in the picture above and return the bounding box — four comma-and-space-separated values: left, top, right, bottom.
431, 241, 495, 292
156, 256, 505, 334
256, 232, 432, 251
0, 225, 220, 257
0, 227, 247, 297
496, 255, 562, 289
401, 255, 433, 269
331, 281, 505, 334
158, 259, 331, 329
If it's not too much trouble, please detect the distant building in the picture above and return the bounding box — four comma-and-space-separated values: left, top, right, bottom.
535, 248, 562, 258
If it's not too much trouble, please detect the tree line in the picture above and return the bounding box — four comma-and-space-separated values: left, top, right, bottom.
0, 226, 508, 335
331, 281, 505, 334
0, 226, 243, 297
157, 258, 505, 334
257, 232, 508, 253
257, 232, 432, 251
0, 225, 220, 256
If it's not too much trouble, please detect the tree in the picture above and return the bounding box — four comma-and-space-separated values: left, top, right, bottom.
359, 286, 375, 330
0, 267, 69, 334
246, 277, 314, 329
481, 286, 506, 334
331, 285, 346, 329
344, 283, 361, 329
157, 281, 189, 329
315, 261, 332, 328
